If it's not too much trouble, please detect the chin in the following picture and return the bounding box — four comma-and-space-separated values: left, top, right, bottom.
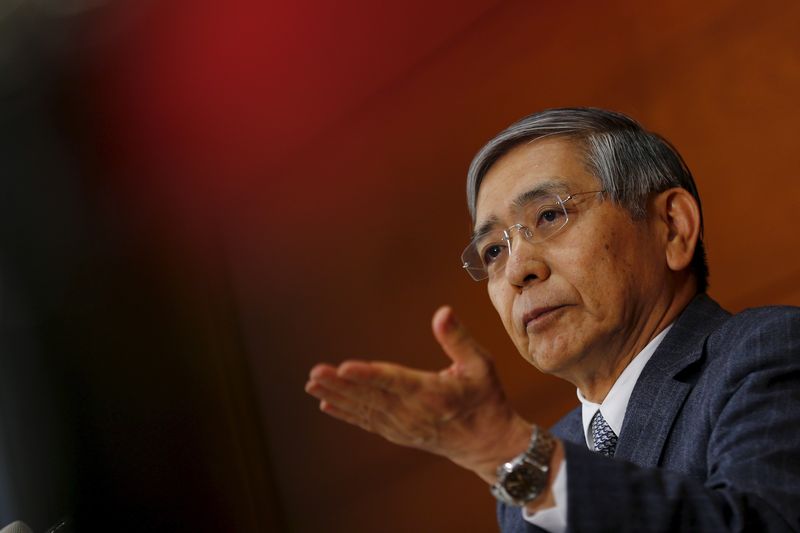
523, 349, 559, 374
523, 340, 575, 376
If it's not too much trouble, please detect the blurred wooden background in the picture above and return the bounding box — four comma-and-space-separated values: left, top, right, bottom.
245, 1, 800, 531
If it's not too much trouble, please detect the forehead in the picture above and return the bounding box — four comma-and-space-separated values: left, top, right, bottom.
474, 137, 601, 226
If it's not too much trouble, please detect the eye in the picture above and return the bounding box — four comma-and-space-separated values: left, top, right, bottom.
536, 207, 565, 227
481, 243, 507, 266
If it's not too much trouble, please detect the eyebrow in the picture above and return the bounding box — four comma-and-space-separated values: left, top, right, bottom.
472, 216, 500, 242
511, 181, 569, 210
471, 179, 570, 240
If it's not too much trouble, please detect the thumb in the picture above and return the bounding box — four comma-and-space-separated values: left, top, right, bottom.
432, 306, 491, 369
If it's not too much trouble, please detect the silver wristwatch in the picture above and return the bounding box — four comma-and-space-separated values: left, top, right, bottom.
490, 425, 556, 506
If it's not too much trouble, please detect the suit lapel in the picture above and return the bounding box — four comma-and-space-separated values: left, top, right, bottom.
551, 405, 584, 445
614, 295, 730, 466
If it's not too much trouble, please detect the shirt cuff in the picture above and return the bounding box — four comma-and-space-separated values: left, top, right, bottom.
520, 456, 567, 532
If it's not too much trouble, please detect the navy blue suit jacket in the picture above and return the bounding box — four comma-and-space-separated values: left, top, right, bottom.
498, 294, 800, 532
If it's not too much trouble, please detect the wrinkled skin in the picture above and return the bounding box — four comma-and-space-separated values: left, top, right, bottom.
305, 305, 536, 485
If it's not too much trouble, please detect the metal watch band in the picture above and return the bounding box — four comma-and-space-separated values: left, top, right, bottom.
525, 425, 555, 468
490, 425, 556, 507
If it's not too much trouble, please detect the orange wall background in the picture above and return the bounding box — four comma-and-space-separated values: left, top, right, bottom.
6, 0, 797, 531
240, 2, 800, 531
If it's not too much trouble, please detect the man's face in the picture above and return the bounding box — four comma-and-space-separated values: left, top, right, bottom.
475, 137, 668, 384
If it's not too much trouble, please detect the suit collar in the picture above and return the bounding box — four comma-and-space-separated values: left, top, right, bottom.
613, 294, 730, 465
639, 294, 730, 377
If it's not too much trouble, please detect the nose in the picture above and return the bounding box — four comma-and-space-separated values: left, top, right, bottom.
504, 235, 550, 288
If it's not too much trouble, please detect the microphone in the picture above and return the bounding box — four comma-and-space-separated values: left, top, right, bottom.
0, 522, 33, 533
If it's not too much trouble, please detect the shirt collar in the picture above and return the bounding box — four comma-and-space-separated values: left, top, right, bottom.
577, 325, 673, 449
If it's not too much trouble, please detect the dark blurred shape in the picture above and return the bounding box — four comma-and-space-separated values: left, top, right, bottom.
1, 1, 280, 531
1, 1, 87, 530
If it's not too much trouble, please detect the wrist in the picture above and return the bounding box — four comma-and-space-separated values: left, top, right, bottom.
489, 425, 560, 507
523, 437, 563, 512
471, 416, 534, 484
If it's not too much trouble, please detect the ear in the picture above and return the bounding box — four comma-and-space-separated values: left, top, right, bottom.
653, 188, 701, 273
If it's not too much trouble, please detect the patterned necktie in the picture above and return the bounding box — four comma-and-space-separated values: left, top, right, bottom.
590, 410, 618, 457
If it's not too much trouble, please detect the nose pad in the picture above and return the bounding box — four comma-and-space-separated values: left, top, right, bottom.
505, 224, 533, 257
504, 225, 548, 286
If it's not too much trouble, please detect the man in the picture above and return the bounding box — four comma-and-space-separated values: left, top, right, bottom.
305, 108, 800, 531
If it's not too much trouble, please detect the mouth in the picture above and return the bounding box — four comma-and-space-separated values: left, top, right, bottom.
522, 305, 567, 330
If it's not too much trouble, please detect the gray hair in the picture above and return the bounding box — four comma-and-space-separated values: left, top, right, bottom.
466, 107, 708, 292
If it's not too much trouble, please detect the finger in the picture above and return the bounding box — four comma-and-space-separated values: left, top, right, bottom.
310, 363, 394, 405
309, 363, 339, 381
310, 363, 385, 399
305, 378, 372, 414
305, 378, 346, 402
320, 400, 372, 431
431, 306, 490, 369
309, 367, 411, 429
315, 383, 410, 439
338, 359, 430, 394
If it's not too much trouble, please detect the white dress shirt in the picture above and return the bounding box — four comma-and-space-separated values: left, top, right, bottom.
522, 325, 673, 532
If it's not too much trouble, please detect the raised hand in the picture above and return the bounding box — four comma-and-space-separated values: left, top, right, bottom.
305, 305, 534, 484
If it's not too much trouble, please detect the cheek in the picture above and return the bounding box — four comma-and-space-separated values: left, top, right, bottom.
488, 283, 516, 334
583, 229, 653, 320
562, 229, 636, 312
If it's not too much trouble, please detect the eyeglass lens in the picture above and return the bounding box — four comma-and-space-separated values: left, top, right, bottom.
461, 194, 570, 280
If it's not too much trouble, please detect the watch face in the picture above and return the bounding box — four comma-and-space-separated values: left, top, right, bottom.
504, 463, 547, 501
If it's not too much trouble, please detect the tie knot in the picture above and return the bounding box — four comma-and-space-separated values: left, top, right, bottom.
591, 410, 618, 458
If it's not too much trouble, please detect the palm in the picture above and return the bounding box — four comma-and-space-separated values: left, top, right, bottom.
306, 306, 530, 481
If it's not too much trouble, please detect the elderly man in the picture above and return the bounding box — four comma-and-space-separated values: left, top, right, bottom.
305, 108, 800, 531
